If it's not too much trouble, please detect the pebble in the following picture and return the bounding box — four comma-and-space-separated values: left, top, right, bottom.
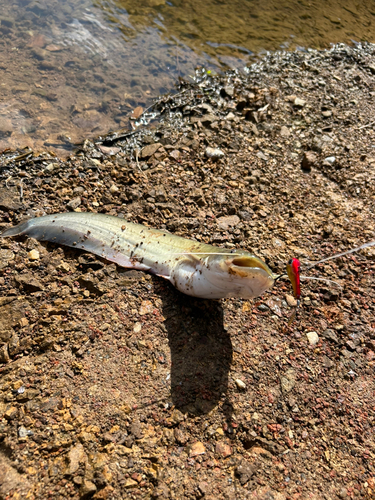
0, 344, 10, 363
0, 249, 15, 270
235, 378, 246, 390
189, 441, 206, 457
18, 426, 28, 438
285, 294, 297, 307
280, 369, 296, 393
217, 214, 240, 230
109, 184, 119, 194
139, 300, 153, 315
124, 478, 138, 488
223, 85, 234, 97
80, 479, 97, 496
301, 151, 318, 171
131, 106, 144, 119
293, 97, 306, 107
205, 146, 224, 159
280, 125, 290, 137
323, 156, 336, 165
306, 331, 319, 345
67, 443, 86, 475
66, 196, 81, 210
133, 322, 142, 333
27, 249, 40, 260
322, 329, 339, 343
322, 110, 332, 117
215, 441, 232, 458
140, 143, 162, 159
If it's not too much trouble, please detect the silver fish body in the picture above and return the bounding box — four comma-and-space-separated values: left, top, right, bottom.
0, 212, 275, 299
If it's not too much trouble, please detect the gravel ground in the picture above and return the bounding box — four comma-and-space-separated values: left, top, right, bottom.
0, 43, 375, 500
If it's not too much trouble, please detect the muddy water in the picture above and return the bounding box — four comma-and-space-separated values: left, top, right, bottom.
0, 0, 374, 155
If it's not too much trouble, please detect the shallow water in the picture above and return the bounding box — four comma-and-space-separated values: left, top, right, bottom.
0, 0, 374, 155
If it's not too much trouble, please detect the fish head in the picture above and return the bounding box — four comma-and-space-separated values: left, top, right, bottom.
201, 252, 275, 299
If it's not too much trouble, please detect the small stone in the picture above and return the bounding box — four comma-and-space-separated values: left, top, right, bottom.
205, 147, 224, 159
236, 459, 257, 485
301, 151, 318, 171
27, 249, 40, 260
293, 97, 306, 107
133, 322, 142, 333
169, 149, 180, 160
285, 294, 297, 307
198, 482, 209, 495
322, 110, 332, 117
0, 249, 15, 270
80, 479, 97, 496
322, 329, 339, 343
139, 300, 153, 316
323, 355, 335, 368
98, 145, 120, 155
140, 143, 162, 159
280, 369, 296, 393
4, 406, 17, 419
280, 125, 290, 137
13, 380, 23, 390
131, 106, 143, 119
306, 331, 319, 345
215, 441, 232, 458
19, 317, 28, 328
109, 184, 119, 194
248, 486, 286, 499
223, 85, 234, 97
0, 344, 10, 363
67, 443, 87, 475
323, 156, 336, 165
124, 478, 138, 488
0, 187, 23, 211
46, 44, 63, 52
174, 428, 188, 444
57, 261, 70, 272
217, 214, 240, 230
189, 441, 206, 457
67, 197, 81, 210
18, 426, 28, 438
235, 378, 246, 390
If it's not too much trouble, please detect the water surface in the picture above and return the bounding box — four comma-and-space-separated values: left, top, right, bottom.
0, 0, 374, 154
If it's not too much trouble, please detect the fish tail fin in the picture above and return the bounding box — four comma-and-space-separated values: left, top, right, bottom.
1, 221, 30, 238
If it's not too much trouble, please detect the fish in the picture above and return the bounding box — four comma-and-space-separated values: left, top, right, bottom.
0, 212, 276, 300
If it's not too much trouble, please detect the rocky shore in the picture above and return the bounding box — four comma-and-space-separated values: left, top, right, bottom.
0, 43, 375, 499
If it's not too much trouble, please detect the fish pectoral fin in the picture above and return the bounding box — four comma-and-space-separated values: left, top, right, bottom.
156, 274, 170, 280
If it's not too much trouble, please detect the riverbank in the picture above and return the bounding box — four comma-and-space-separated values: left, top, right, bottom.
0, 43, 374, 499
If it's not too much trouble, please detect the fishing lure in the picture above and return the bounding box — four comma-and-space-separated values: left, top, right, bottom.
0, 212, 276, 300
286, 258, 301, 304
285, 258, 301, 324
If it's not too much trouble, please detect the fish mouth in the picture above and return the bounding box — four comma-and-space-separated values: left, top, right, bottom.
229, 256, 275, 278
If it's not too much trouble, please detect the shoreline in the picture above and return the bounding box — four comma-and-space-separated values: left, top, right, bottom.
0, 43, 375, 499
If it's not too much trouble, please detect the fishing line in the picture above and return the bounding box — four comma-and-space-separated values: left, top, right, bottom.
304, 239, 375, 270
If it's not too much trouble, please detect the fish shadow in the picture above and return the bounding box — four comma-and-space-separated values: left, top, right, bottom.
161, 291, 233, 416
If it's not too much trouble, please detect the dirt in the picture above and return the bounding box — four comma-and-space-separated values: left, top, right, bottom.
0, 42, 375, 499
